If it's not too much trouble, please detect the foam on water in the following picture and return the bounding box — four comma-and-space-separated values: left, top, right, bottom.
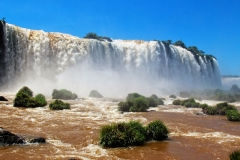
171, 131, 240, 143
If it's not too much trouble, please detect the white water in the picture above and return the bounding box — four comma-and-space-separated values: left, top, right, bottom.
0, 23, 221, 97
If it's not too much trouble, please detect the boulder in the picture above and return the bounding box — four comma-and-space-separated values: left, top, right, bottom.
0, 127, 24, 145
0, 96, 8, 101
29, 137, 46, 143
89, 90, 103, 98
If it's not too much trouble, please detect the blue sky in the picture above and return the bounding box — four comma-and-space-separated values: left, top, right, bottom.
1, 0, 240, 76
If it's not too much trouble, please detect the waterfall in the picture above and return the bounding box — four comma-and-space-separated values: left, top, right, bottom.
0, 23, 222, 96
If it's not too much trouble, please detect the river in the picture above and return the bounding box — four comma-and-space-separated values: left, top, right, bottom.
0, 93, 240, 160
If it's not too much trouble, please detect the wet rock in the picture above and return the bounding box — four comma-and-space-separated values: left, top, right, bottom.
0, 127, 24, 145
195, 112, 205, 116
29, 137, 46, 143
89, 90, 103, 98
0, 96, 8, 101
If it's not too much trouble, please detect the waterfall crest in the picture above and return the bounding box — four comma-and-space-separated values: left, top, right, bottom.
0, 23, 221, 96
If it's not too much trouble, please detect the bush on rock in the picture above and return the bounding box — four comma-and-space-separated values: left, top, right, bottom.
49, 99, 70, 110
52, 89, 78, 100
100, 120, 169, 148
145, 120, 169, 141
226, 110, 240, 121
172, 99, 181, 105
229, 150, 240, 160
172, 98, 200, 108
118, 93, 164, 112
13, 86, 47, 108
89, 90, 103, 98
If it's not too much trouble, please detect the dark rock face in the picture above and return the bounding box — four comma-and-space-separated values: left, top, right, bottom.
0, 21, 6, 88
0, 128, 24, 145
89, 90, 103, 98
29, 137, 46, 143
0, 96, 8, 101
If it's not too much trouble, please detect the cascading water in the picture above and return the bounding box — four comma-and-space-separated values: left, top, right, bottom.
0, 23, 221, 96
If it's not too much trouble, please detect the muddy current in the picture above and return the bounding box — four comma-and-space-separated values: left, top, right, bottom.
0, 93, 240, 160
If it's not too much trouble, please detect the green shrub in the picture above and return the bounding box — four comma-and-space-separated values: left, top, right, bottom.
202, 102, 237, 116
52, 89, 78, 100
72, 93, 78, 99
118, 93, 164, 112
203, 106, 216, 115
229, 150, 240, 160
126, 121, 147, 145
130, 97, 149, 112
118, 101, 132, 112
215, 102, 237, 115
126, 93, 143, 101
99, 121, 146, 147
200, 103, 209, 109
49, 99, 70, 110
169, 95, 177, 99
226, 110, 240, 121
145, 120, 169, 141
179, 98, 200, 108
13, 86, 47, 108
18, 86, 33, 97
14, 92, 31, 107
157, 98, 164, 105
35, 94, 47, 107
89, 90, 103, 98
172, 99, 181, 105
147, 97, 158, 107
149, 94, 164, 105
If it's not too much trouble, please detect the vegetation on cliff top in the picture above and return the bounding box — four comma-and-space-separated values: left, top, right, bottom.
154, 39, 216, 62
0, 17, 6, 25
83, 32, 112, 42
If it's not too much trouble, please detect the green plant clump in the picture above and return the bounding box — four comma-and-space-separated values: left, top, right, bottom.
202, 102, 237, 115
149, 94, 164, 105
145, 120, 169, 141
35, 94, 47, 106
172, 98, 200, 108
129, 97, 149, 112
13, 86, 47, 108
100, 120, 169, 148
118, 93, 164, 112
172, 99, 181, 105
52, 89, 78, 100
229, 150, 240, 160
126, 93, 144, 101
226, 110, 240, 121
100, 121, 146, 147
49, 99, 70, 110
89, 90, 103, 98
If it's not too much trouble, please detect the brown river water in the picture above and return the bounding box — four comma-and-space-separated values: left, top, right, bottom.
0, 93, 240, 160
